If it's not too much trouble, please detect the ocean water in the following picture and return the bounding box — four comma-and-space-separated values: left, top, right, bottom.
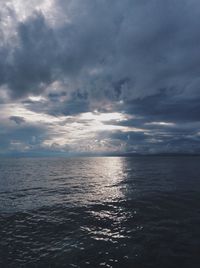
0, 156, 200, 268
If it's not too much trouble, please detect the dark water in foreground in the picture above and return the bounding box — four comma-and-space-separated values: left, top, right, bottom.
0, 156, 200, 267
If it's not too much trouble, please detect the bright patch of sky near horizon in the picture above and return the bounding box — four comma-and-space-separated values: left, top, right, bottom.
1, 0, 200, 155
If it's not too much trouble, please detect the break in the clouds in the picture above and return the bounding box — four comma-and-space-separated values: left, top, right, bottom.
0, 0, 200, 155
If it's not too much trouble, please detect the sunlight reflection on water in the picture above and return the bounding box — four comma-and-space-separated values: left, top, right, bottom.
86, 157, 126, 202
1, 157, 200, 267
0, 157, 127, 211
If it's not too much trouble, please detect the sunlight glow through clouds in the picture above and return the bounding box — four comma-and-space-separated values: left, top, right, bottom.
0, 0, 200, 155
4, 0, 70, 27
80, 112, 127, 122
40, 111, 144, 150
6, 0, 54, 21
0, 102, 144, 152
145, 122, 175, 127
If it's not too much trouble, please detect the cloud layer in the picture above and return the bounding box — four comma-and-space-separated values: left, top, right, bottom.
1, 0, 200, 155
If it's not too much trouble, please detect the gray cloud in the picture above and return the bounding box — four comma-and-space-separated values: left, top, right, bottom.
0, 0, 199, 101
0, 123, 48, 154
1, 0, 200, 154
9, 116, 25, 125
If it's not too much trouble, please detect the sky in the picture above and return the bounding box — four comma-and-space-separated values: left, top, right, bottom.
0, 0, 200, 156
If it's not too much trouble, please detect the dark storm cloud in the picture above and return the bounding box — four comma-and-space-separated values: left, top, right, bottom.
0, 124, 48, 154
4, 14, 57, 98
106, 129, 200, 154
0, 0, 199, 103
9, 116, 25, 125
22, 89, 90, 116
1, 0, 200, 154
123, 91, 200, 123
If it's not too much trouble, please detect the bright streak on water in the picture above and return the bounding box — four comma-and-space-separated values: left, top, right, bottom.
0, 156, 200, 267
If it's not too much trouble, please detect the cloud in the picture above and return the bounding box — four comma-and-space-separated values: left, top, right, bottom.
0, 123, 48, 154
1, 0, 200, 154
0, 0, 198, 101
9, 116, 25, 125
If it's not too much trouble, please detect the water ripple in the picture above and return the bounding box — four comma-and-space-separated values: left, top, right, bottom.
0, 157, 200, 267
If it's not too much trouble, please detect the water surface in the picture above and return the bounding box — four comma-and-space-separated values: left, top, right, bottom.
0, 156, 200, 267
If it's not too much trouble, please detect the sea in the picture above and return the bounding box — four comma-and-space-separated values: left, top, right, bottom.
0, 156, 200, 267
